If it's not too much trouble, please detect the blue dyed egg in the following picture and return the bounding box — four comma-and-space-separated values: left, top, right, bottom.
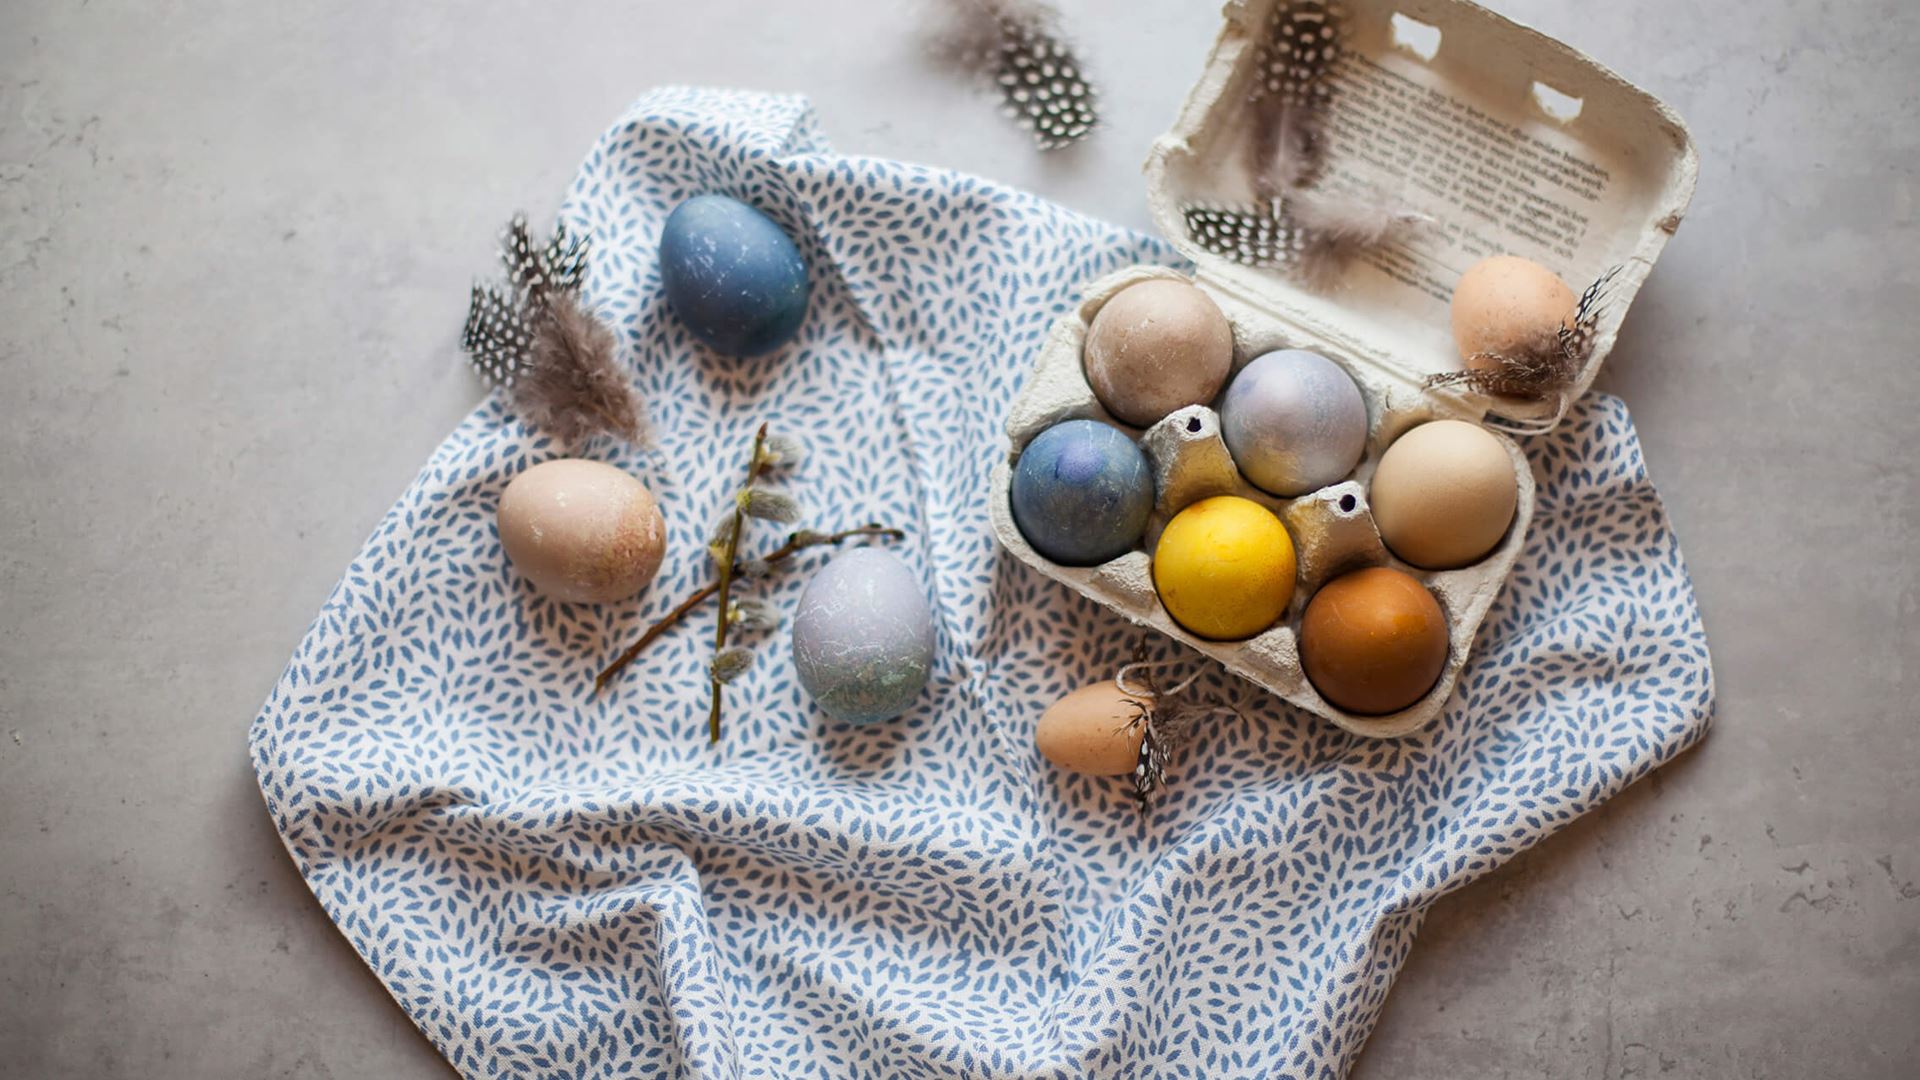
792, 548, 936, 725
1219, 349, 1369, 496
1010, 419, 1154, 566
659, 195, 810, 356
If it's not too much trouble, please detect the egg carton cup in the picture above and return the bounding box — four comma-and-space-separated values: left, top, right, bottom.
989, 0, 1695, 737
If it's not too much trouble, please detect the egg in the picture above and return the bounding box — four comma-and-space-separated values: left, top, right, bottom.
659, 194, 810, 356
1035, 681, 1152, 776
1152, 495, 1297, 640
791, 547, 936, 724
1450, 255, 1576, 363
497, 459, 667, 604
1010, 419, 1155, 566
1082, 279, 1234, 427
1299, 567, 1449, 715
1369, 419, 1518, 569
1218, 349, 1370, 496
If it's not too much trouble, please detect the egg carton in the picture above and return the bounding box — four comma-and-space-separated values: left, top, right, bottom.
988, 0, 1696, 738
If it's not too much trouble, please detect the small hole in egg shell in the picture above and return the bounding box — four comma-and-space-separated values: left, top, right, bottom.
1339, 494, 1357, 513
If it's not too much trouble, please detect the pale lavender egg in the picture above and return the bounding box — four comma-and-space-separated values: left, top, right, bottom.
791, 548, 935, 724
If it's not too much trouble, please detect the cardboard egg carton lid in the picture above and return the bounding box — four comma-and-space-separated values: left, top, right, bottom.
1144, 0, 1698, 433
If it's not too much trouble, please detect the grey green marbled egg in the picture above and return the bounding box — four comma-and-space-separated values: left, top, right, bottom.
791, 547, 935, 724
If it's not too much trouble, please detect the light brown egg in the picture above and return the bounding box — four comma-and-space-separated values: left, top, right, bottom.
1450, 255, 1577, 363
1035, 681, 1153, 776
497, 459, 667, 604
1299, 567, 1449, 716
1369, 420, 1518, 570
1083, 279, 1234, 428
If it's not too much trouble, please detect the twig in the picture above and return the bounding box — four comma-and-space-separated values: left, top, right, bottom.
591, 524, 905, 698
704, 424, 770, 742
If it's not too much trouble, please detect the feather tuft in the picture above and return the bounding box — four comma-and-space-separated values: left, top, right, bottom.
461, 214, 648, 445
1180, 2, 1422, 291
1282, 189, 1431, 290
1180, 190, 1427, 290
515, 293, 647, 446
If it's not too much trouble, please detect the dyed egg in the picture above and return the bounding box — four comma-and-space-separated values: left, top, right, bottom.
1082, 279, 1234, 427
1370, 419, 1518, 569
1299, 567, 1449, 715
1218, 349, 1369, 496
497, 459, 666, 604
791, 547, 935, 724
659, 194, 810, 356
1036, 681, 1152, 776
1152, 495, 1296, 640
1010, 419, 1154, 566
1450, 255, 1576, 363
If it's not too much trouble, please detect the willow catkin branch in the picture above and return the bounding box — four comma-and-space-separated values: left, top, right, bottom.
705, 423, 770, 743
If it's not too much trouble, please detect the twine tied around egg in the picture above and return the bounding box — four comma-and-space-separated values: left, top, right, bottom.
1111, 650, 1241, 811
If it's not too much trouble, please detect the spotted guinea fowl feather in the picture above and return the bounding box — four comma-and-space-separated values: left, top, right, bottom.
929, 0, 1098, 149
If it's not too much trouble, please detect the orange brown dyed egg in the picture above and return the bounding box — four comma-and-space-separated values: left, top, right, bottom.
497, 459, 667, 604
1035, 681, 1152, 776
1299, 567, 1449, 715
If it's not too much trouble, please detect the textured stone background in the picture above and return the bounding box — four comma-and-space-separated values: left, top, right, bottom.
1, 1, 1914, 1076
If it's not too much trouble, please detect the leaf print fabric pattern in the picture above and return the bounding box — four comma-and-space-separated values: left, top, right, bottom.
250, 88, 1713, 1080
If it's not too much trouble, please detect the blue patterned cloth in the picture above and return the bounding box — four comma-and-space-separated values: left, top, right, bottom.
251, 88, 1714, 1079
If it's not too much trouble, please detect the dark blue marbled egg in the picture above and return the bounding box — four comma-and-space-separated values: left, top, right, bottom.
1010, 418, 1154, 566
659, 195, 810, 356
792, 548, 936, 725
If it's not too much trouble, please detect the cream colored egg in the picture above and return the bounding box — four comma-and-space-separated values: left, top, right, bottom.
1035, 681, 1153, 777
1450, 255, 1577, 362
1369, 420, 1518, 570
497, 459, 667, 604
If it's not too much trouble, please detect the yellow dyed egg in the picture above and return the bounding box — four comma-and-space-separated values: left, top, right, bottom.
1035, 681, 1152, 776
1152, 495, 1297, 640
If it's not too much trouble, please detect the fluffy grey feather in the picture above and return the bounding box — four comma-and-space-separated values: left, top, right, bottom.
462, 214, 646, 445
516, 292, 646, 446
1283, 189, 1431, 290
1180, 2, 1420, 290
1180, 189, 1427, 290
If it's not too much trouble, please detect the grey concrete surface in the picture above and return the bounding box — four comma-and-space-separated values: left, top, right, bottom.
1, 0, 1913, 1077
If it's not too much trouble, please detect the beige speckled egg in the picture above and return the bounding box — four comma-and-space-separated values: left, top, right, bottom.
1369, 420, 1518, 570
1450, 255, 1577, 362
1035, 681, 1153, 776
497, 459, 667, 604
1083, 279, 1234, 428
